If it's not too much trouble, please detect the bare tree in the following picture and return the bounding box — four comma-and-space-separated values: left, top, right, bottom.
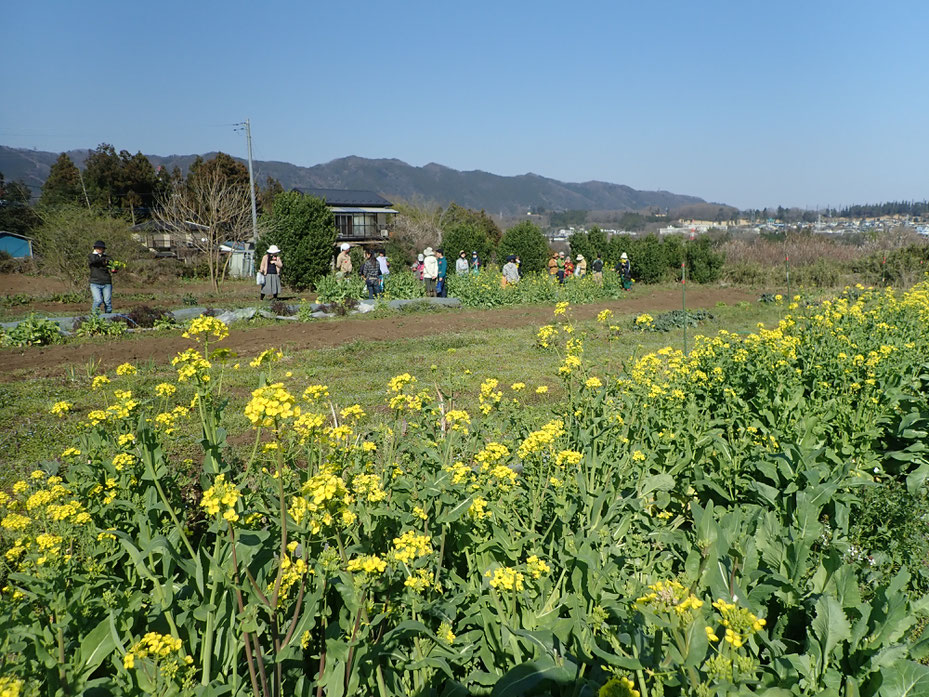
153, 168, 252, 291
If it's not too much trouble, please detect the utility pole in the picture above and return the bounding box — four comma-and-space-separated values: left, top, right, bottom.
235, 119, 260, 272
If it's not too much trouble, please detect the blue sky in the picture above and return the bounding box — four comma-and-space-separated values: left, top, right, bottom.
2, 0, 927, 209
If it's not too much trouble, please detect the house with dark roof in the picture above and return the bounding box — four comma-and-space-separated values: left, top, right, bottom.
295, 188, 397, 245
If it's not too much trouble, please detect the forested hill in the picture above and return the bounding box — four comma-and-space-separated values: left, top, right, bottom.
0, 145, 706, 214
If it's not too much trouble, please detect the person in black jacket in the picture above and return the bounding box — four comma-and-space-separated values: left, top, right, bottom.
88, 240, 113, 313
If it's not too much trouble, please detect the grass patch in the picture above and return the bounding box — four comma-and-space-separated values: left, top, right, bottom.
0, 300, 787, 480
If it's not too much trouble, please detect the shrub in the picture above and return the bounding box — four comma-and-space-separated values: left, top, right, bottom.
73, 314, 127, 338
259, 191, 337, 291
630, 234, 667, 283
498, 220, 550, 274
3, 314, 62, 346
383, 271, 425, 299
314, 274, 365, 304
440, 222, 495, 268
685, 237, 725, 283
31, 206, 145, 290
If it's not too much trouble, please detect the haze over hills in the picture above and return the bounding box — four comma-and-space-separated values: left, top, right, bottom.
0, 144, 708, 215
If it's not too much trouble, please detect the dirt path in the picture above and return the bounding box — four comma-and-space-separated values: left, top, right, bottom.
0, 287, 754, 380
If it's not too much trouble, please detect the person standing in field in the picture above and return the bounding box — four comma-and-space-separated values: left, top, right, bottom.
502, 254, 520, 285
574, 254, 587, 278
564, 255, 574, 279
89, 239, 113, 314
259, 245, 283, 300
335, 243, 352, 278
422, 247, 439, 297
548, 252, 558, 277
556, 252, 566, 284
455, 250, 469, 275
592, 253, 604, 284
376, 250, 390, 293
412, 253, 425, 281
436, 248, 448, 297
470, 251, 481, 274
361, 249, 382, 299
615, 252, 632, 290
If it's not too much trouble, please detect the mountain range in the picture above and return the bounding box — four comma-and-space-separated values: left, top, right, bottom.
0, 145, 708, 215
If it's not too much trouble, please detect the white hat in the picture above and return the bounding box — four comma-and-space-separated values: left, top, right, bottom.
576, 254, 583, 260
340, 243, 350, 251
267, 245, 281, 254
621, 252, 628, 259
423, 247, 434, 256
417, 253, 424, 261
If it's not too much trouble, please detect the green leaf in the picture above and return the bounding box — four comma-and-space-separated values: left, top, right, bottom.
639, 473, 675, 496
490, 655, 575, 696
78, 616, 116, 678
879, 660, 929, 697
811, 595, 851, 667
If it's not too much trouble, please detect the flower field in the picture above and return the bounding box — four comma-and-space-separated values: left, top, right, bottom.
3, 283, 929, 696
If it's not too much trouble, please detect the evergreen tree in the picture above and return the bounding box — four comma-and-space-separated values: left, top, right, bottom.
0, 173, 40, 235
498, 220, 550, 273
39, 153, 84, 208
258, 191, 336, 291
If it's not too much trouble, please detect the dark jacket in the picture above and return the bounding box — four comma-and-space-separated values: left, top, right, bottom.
361, 258, 381, 282
89, 253, 112, 285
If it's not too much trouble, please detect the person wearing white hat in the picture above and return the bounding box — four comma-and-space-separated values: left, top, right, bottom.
259, 244, 283, 299
574, 254, 587, 278
422, 247, 439, 296
615, 252, 632, 290
336, 243, 352, 278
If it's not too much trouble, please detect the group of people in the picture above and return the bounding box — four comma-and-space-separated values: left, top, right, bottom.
546, 251, 632, 289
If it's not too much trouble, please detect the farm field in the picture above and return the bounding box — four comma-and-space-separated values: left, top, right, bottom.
2, 281, 929, 695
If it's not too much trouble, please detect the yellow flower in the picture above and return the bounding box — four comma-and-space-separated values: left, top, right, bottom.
115, 362, 137, 376
510, 382, 526, 391
91, 375, 110, 390
526, 555, 551, 579
597, 309, 614, 323
437, 621, 456, 644
347, 554, 387, 575
200, 474, 240, 523
387, 373, 416, 392
61, 447, 82, 459
155, 382, 177, 397
50, 401, 72, 417
244, 382, 299, 429
632, 450, 646, 462
599, 675, 640, 697
536, 385, 549, 394
485, 566, 524, 591
250, 347, 282, 368
339, 404, 366, 422
553, 301, 570, 316
443, 409, 471, 433
585, 376, 602, 389
302, 384, 330, 401
183, 316, 229, 342
392, 530, 433, 563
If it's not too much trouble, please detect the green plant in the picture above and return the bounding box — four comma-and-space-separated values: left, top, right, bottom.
498, 220, 551, 274
182, 293, 198, 306
2, 313, 62, 346
153, 315, 178, 331
314, 274, 365, 304
73, 314, 127, 337
1, 293, 30, 307
258, 191, 337, 291
31, 205, 143, 290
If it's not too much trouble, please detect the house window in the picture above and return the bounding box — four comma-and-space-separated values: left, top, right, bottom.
335, 213, 379, 238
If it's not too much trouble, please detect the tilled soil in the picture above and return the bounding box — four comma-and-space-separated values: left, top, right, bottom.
0, 287, 755, 380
